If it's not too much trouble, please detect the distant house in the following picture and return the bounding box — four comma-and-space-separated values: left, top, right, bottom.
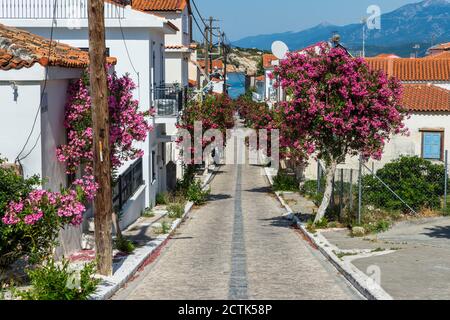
252, 75, 265, 102
0, 23, 117, 255
427, 42, 450, 56
138, 0, 193, 88
261, 53, 280, 106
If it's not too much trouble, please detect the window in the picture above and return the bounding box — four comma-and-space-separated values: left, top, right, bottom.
421, 130, 444, 161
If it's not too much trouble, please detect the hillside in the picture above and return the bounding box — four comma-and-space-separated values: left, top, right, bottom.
226, 47, 266, 76
232, 0, 450, 57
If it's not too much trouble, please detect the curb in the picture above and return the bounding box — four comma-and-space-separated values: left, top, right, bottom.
263, 166, 393, 301
90, 165, 219, 300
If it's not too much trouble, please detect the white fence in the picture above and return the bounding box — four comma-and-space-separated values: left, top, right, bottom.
0, 0, 125, 19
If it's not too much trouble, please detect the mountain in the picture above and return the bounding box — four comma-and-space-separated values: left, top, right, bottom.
232, 0, 450, 57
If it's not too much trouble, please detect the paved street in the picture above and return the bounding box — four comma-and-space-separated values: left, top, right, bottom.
324, 217, 450, 300
113, 163, 359, 300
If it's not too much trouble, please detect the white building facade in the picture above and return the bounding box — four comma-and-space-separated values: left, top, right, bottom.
0, 1, 185, 242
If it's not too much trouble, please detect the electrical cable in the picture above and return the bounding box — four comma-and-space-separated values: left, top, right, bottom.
115, 5, 141, 103
191, 0, 207, 27
15, 0, 58, 164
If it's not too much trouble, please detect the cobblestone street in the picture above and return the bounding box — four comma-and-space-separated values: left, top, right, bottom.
113, 164, 360, 300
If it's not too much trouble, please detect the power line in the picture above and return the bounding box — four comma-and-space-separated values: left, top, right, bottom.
16, 0, 58, 164
115, 5, 141, 102
191, 12, 207, 40
191, 0, 207, 27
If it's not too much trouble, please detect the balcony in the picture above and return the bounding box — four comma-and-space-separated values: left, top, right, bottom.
152, 84, 186, 118
0, 0, 126, 19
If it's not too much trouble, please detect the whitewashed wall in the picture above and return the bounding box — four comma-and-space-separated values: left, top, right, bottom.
0, 79, 43, 178
0, 66, 86, 257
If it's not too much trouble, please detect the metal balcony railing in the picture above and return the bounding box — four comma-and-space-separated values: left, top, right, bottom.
152, 84, 186, 117
0, 0, 126, 19
112, 158, 143, 212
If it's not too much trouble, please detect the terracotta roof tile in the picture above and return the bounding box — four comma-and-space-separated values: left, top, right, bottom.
426, 51, 450, 59
401, 84, 450, 112
262, 53, 277, 69
429, 42, 450, 51
197, 59, 223, 70
132, 0, 188, 11
0, 24, 116, 71
165, 44, 188, 50
374, 53, 400, 59
365, 57, 450, 81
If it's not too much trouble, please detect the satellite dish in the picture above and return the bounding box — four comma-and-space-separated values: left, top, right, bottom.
271, 41, 289, 60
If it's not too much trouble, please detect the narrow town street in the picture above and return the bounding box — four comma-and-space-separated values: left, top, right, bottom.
113, 163, 360, 300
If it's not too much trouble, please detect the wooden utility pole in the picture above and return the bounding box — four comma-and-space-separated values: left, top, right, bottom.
88, 0, 113, 276
209, 16, 214, 78
204, 25, 209, 82
222, 32, 228, 94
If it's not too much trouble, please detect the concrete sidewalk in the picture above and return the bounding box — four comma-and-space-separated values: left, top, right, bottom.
322, 217, 450, 300
112, 164, 360, 300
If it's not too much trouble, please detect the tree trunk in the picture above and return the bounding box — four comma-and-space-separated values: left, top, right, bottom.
314, 160, 338, 224
112, 212, 123, 240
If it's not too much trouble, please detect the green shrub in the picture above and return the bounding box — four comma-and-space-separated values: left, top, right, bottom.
161, 221, 171, 234
273, 172, 298, 192
300, 179, 325, 205
186, 180, 210, 205
156, 192, 170, 206
363, 156, 445, 212
16, 258, 100, 300
167, 203, 185, 219
114, 237, 135, 254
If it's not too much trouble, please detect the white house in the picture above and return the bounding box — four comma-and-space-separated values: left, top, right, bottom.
0, 0, 183, 229
0, 23, 117, 255
126, 0, 196, 182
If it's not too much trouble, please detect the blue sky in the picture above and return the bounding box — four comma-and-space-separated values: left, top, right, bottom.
192, 0, 422, 41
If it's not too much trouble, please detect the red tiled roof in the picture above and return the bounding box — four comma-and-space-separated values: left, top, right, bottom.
132, 0, 188, 12
0, 24, 116, 71
401, 84, 450, 112
429, 42, 450, 51
165, 44, 188, 50
197, 59, 223, 70
365, 58, 450, 81
256, 75, 265, 81
262, 53, 277, 69
188, 79, 197, 87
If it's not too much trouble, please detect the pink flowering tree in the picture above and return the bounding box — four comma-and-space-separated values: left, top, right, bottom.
57, 71, 152, 202
273, 44, 407, 223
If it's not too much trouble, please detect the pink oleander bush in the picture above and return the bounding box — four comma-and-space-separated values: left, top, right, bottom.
176, 94, 235, 165
272, 43, 408, 222
0, 159, 86, 266
56, 70, 152, 201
